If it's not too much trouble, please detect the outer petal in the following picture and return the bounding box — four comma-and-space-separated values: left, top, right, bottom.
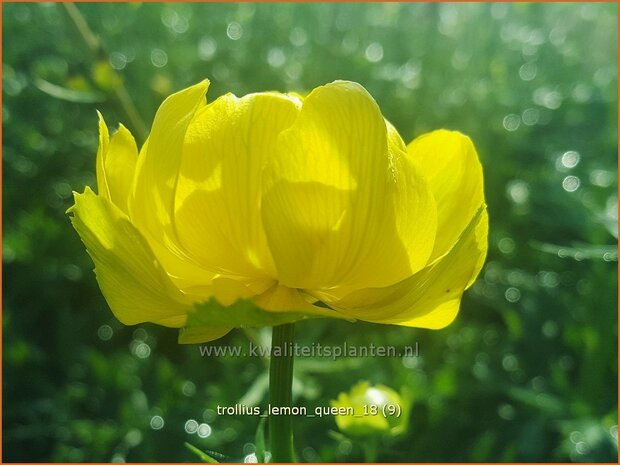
186, 275, 345, 319
261, 81, 437, 291
128, 80, 216, 291
324, 206, 488, 329
130, 80, 209, 256
68, 187, 192, 327
173, 92, 300, 281
407, 130, 484, 261
95, 111, 110, 199
95, 112, 138, 215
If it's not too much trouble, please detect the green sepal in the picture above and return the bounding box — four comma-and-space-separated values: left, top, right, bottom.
178, 297, 344, 344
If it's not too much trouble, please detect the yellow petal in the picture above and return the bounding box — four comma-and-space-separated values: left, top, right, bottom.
261, 81, 437, 291
173, 92, 300, 279
212, 275, 259, 306
144, 230, 217, 295
252, 284, 319, 314
326, 206, 488, 329
407, 129, 485, 261
130, 80, 210, 253
95, 113, 138, 215
127, 80, 218, 291
68, 187, 192, 327
95, 111, 110, 199
400, 208, 488, 328
106, 124, 138, 213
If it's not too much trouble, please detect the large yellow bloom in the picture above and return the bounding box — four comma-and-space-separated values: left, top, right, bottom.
69, 79, 488, 342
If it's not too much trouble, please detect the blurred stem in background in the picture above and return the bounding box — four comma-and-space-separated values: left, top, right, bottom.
62, 2, 149, 143
362, 437, 379, 462
269, 323, 296, 462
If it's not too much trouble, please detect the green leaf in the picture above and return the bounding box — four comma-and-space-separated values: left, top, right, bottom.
34, 78, 105, 103
505, 385, 566, 415
179, 298, 345, 344
255, 417, 267, 463
191, 298, 319, 327
184, 442, 220, 463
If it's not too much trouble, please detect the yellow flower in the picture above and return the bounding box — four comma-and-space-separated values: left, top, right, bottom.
331, 381, 410, 437
68, 79, 488, 342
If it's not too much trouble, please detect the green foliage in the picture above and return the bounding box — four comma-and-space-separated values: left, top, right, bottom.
3, 2, 617, 463
179, 298, 334, 345
185, 442, 220, 463
254, 417, 267, 463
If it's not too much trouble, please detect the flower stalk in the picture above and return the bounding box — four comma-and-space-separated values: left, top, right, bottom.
269, 323, 296, 462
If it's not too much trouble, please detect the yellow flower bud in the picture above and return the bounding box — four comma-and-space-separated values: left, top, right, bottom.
68, 79, 488, 342
331, 381, 410, 437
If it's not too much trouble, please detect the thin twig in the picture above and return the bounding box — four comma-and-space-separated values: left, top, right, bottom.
62, 2, 149, 142
63, 2, 100, 53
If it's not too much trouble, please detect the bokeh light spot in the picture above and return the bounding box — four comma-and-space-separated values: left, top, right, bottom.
150, 49, 168, 68
184, 419, 198, 434
502, 114, 521, 132
97, 324, 113, 341
562, 175, 580, 192
365, 42, 384, 62
227, 22, 243, 40
150, 415, 164, 430
505, 287, 521, 303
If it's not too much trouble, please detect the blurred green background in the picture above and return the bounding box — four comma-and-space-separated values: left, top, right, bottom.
3, 2, 618, 463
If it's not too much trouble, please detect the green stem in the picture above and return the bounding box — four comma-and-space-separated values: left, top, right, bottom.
269, 323, 296, 463
362, 436, 379, 462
